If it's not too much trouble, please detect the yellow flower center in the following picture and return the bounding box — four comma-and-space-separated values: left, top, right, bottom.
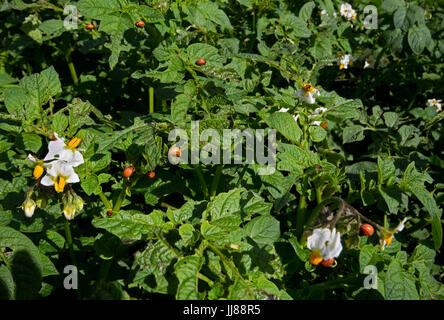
303, 84, 316, 95
309, 250, 323, 265
53, 176, 66, 193
67, 137, 82, 149
339, 64, 344, 70
384, 236, 393, 246
33, 165, 44, 179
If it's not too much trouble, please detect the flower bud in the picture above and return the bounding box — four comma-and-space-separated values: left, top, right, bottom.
63, 202, 76, 220
33, 165, 44, 179
22, 198, 36, 218
73, 193, 85, 212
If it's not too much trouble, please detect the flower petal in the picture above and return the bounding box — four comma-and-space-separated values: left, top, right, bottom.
40, 174, 54, 186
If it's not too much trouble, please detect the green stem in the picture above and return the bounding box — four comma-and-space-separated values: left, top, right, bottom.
315, 185, 323, 205
64, 220, 76, 265
207, 243, 255, 299
296, 194, 307, 239
198, 272, 214, 286
113, 183, 129, 213
98, 191, 112, 211
194, 166, 209, 199
64, 220, 81, 298
160, 202, 178, 210
0, 251, 11, 270
149, 87, 154, 114
209, 165, 223, 198
64, 50, 79, 86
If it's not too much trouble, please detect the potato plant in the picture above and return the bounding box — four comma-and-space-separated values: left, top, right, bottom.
0, 0, 443, 300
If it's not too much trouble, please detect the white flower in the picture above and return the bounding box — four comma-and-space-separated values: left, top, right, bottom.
307, 227, 343, 264
22, 198, 36, 218
308, 107, 328, 126
427, 98, 442, 112
339, 54, 355, 70
340, 3, 356, 20
40, 161, 80, 193
295, 84, 320, 104
43, 133, 84, 167
382, 217, 409, 250
378, 57, 390, 68
312, 107, 328, 116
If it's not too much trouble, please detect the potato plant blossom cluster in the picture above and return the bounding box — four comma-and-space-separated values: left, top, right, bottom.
23, 133, 85, 220
427, 99, 443, 112
340, 3, 357, 20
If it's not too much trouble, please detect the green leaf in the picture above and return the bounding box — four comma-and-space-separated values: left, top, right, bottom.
228, 277, 252, 300
40, 66, 61, 97
309, 35, 332, 59
377, 156, 396, 185
384, 260, 419, 299
187, 43, 225, 66
78, 0, 122, 19
20, 73, 49, 116
0, 72, 17, 86
381, 0, 405, 13
104, 35, 131, 70
265, 112, 302, 144
401, 162, 442, 249
308, 125, 327, 142
4, 86, 28, 118
205, 188, 271, 224
196, 1, 232, 31
92, 210, 162, 240
80, 173, 100, 196
21, 134, 42, 153
383, 112, 399, 128
138, 6, 164, 23
179, 224, 195, 244
39, 19, 64, 39
0, 265, 15, 300
52, 112, 69, 133
288, 237, 310, 262
171, 94, 191, 124
393, 6, 409, 31
244, 215, 280, 245
379, 185, 401, 214
343, 125, 365, 143
408, 25, 427, 54
0, 226, 43, 300
174, 256, 203, 300
299, 2, 315, 21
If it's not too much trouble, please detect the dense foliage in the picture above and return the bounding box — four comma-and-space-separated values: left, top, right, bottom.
0, 0, 443, 300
